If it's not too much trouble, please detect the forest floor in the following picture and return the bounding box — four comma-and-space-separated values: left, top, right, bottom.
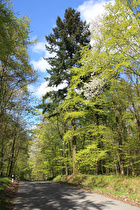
53, 174, 140, 208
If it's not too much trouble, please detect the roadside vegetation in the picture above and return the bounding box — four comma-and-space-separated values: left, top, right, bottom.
53, 174, 140, 208
0, 177, 11, 209
0, 177, 19, 209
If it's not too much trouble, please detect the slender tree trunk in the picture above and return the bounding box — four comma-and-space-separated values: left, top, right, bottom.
130, 158, 135, 176
131, 102, 140, 140
71, 118, 78, 174
65, 165, 68, 176
8, 130, 16, 177
0, 118, 7, 176
0, 146, 4, 176
72, 143, 77, 174
114, 155, 118, 175
65, 143, 69, 175
95, 160, 98, 175
112, 94, 124, 176
127, 165, 129, 176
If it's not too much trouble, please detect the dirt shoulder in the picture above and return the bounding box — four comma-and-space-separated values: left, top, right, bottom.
6, 180, 19, 210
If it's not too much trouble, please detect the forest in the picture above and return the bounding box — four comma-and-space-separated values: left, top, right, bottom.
0, 0, 140, 180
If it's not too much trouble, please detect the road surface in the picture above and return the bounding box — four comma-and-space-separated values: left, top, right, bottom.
14, 181, 139, 210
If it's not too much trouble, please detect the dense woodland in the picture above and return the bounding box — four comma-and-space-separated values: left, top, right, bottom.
0, 0, 37, 178
0, 0, 140, 180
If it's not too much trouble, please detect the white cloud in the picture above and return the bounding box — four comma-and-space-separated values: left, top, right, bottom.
77, 0, 114, 23
31, 56, 50, 72
28, 81, 68, 98
28, 84, 35, 93
32, 41, 46, 54
36, 81, 68, 98
36, 82, 49, 97
31, 40, 53, 72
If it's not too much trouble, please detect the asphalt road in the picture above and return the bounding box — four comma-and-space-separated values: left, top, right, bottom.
14, 181, 139, 210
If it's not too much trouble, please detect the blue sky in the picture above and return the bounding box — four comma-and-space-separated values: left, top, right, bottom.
11, 0, 113, 102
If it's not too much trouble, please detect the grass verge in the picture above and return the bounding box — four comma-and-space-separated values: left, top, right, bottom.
0, 177, 11, 209
53, 174, 140, 208
0, 177, 19, 209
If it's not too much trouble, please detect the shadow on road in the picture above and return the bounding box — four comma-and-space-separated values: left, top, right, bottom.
13, 181, 126, 210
